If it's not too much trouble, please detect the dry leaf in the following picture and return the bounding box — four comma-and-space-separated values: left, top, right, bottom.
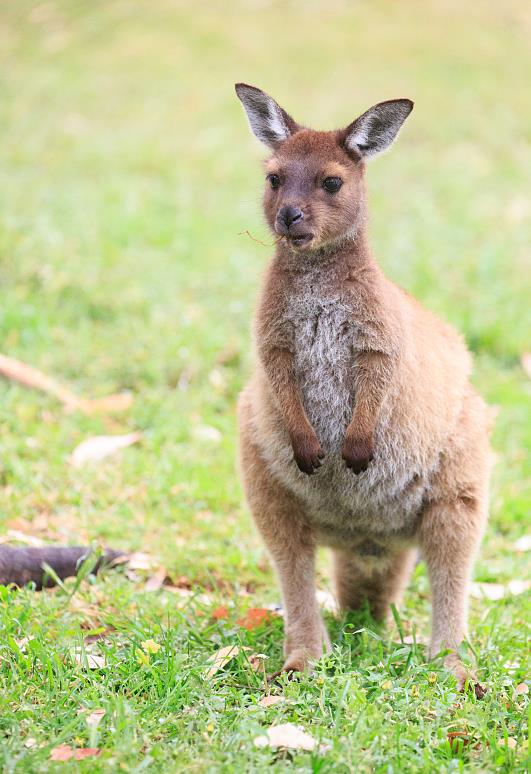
514, 683, 529, 696
204, 645, 251, 678
69, 432, 142, 467
521, 353, 531, 378
73, 651, 106, 669
69, 595, 104, 619
507, 580, 531, 595
74, 748, 101, 760
513, 535, 531, 552
86, 709, 106, 728
144, 566, 168, 592
259, 695, 284, 707
81, 392, 133, 414
84, 626, 117, 645
122, 552, 154, 571
470, 581, 531, 601
0, 353, 132, 415
237, 608, 275, 630
24, 738, 38, 749
254, 723, 330, 753
447, 731, 471, 749
50, 745, 74, 761
211, 606, 229, 620
169, 575, 193, 590
49, 745, 99, 761
499, 737, 517, 749
471, 583, 506, 600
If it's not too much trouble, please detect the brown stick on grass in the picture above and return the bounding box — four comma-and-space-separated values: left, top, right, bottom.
0, 546, 125, 589
0, 353, 132, 414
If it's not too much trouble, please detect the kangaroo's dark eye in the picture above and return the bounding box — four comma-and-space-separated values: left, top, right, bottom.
322, 176, 342, 194
267, 173, 281, 190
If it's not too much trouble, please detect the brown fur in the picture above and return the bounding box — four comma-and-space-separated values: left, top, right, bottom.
235, 84, 491, 690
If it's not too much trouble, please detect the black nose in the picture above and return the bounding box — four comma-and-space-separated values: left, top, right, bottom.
278, 205, 304, 229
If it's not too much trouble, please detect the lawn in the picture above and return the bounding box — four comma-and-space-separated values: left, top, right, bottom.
0, 1, 530, 771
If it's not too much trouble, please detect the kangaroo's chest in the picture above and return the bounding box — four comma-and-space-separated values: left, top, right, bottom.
289, 290, 356, 450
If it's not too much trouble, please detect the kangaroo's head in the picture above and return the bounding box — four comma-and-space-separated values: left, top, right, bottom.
235, 83, 413, 253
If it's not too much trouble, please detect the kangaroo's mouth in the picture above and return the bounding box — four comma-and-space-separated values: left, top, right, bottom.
287, 233, 313, 248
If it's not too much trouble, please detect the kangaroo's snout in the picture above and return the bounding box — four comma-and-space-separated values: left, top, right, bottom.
277, 205, 304, 232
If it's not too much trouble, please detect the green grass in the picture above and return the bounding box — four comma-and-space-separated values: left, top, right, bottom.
0, 0, 530, 771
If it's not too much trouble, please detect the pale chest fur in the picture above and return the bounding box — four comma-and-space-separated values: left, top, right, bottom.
259, 273, 431, 541
290, 286, 356, 451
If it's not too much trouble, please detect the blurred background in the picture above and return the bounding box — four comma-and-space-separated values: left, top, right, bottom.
0, 0, 529, 583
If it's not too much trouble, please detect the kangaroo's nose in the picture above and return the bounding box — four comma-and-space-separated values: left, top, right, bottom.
278, 205, 304, 229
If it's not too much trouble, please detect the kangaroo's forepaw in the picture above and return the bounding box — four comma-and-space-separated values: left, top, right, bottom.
291, 431, 324, 475
341, 434, 374, 473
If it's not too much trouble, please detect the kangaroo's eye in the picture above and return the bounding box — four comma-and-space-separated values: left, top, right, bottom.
267, 173, 281, 190
322, 176, 342, 194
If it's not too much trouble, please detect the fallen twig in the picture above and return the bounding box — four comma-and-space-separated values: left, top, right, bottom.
0, 352, 132, 414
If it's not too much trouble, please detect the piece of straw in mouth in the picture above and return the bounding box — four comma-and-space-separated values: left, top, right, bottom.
239, 230, 284, 247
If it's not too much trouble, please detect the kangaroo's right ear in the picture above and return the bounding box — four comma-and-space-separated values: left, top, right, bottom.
343, 98, 414, 159
235, 83, 299, 149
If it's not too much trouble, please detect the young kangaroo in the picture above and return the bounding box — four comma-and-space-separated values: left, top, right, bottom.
235, 83, 491, 693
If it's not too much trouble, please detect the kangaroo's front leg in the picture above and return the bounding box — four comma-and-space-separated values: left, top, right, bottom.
420, 496, 487, 695
238, 417, 329, 672
342, 350, 392, 473
261, 347, 324, 475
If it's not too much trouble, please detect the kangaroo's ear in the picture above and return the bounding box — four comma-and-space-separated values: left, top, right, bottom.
235, 83, 299, 149
343, 99, 413, 159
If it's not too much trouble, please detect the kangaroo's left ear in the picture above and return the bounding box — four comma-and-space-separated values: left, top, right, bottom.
343, 98, 414, 159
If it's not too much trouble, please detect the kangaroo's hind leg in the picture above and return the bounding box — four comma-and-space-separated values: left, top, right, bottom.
419, 391, 490, 694
238, 400, 329, 673
332, 544, 417, 622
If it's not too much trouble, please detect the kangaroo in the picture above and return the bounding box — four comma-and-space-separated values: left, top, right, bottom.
235, 83, 491, 694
